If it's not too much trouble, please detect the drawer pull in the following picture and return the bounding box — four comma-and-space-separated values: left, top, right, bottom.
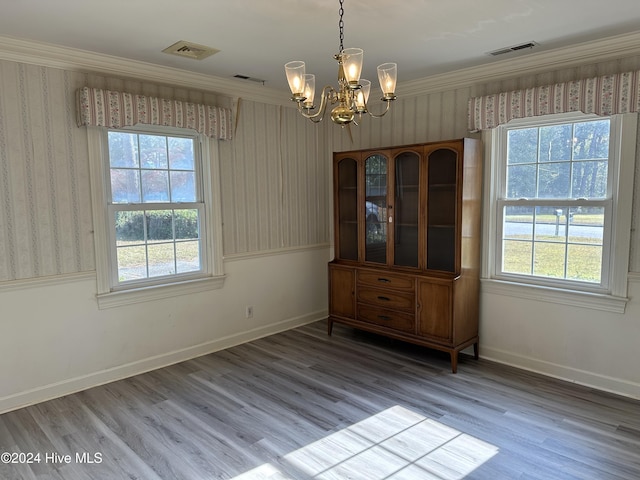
378, 278, 391, 283
378, 315, 392, 321
377, 296, 391, 301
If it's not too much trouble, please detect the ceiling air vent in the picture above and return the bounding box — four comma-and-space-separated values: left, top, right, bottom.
234, 74, 266, 85
162, 41, 220, 60
487, 41, 539, 57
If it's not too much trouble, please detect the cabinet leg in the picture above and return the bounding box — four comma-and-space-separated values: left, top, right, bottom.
473, 342, 479, 359
450, 351, 458, 374
327, 318, 333, 336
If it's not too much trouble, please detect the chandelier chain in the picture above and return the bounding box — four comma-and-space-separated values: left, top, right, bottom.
338, 0, 344, 53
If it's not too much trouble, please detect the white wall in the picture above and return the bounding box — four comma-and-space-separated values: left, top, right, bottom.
480, 276, 640, 397
0, 247, 329, 414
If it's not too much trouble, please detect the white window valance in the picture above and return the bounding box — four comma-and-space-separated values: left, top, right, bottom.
468, 70, 640, 131
76, 86, 233, 140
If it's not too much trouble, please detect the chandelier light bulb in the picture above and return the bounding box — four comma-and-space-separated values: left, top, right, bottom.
377, 63, 397, 100
285, 61, 306, 101
341, 48, 363, 86
355, 79, 371, 112
302, 74, 316, 109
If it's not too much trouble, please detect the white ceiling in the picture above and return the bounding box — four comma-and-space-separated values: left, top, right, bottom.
1, 0, 640, 94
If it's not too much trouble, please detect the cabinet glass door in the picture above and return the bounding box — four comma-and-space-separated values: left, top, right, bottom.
427, 148, 457, 272
394, 151, 420, 267
337, 157, 358, 261
364, 154, 388, 264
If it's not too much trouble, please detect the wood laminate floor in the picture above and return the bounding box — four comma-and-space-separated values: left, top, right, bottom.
1, 321, 639, 479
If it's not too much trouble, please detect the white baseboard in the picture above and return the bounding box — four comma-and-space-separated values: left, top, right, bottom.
0, 310, 327, 415
480, 346, 640, 400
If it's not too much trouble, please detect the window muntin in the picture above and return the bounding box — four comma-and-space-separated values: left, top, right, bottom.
501, 205, 605, 283
496, 117, 613, 289
505, 120, 610, 200
107, 130, 205, 286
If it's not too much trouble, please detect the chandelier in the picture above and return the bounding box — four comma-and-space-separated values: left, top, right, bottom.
284, 0, 397, 126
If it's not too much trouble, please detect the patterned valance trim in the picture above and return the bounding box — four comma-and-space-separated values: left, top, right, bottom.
468, 70, 640, 131
76, 87, 233, 140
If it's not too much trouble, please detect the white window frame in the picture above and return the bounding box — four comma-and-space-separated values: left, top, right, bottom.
87, 125, 226, 309
481, 112, 637, 313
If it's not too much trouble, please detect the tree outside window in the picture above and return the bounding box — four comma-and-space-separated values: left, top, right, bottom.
107, 130, 204, 285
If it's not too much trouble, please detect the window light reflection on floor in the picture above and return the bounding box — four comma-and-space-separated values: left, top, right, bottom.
232, 405, 499, 479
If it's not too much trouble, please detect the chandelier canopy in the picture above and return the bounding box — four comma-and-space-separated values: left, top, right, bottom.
284, 0, 397, 127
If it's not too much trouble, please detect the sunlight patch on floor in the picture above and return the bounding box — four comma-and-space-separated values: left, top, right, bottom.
232, 405, 499, 479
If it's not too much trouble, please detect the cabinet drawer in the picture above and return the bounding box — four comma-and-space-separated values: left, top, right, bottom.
357, 270, 414, 291
357, 288, 414, 313
357, 305, 415, 332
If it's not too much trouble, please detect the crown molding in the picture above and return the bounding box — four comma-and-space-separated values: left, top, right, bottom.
1, 31, 640, 106
398, 30, 640, 97
0, 35, 289, 106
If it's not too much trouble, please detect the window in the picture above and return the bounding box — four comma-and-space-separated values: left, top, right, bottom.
87, 125, 225, 308
483, 113, 636, 312
108, 130, 204, 284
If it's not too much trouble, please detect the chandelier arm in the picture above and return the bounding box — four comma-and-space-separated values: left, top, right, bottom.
297, 85, 336, 122
364, 99, 393, 119
297, 102, 324, 121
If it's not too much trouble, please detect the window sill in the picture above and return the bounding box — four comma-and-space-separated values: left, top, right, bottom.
480, 278, 628, 314
96, 275, 227, 309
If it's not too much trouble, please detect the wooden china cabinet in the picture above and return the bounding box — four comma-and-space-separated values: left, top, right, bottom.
328, 138, 482, 373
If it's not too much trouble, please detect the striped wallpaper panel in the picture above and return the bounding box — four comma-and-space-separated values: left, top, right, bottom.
0, 62, 94, 281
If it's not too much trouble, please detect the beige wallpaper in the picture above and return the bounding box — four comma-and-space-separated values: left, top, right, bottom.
0, 59, 331, 283
0, 62, 94, 281
0, 53, 639, 283
218, 100, 330, 255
